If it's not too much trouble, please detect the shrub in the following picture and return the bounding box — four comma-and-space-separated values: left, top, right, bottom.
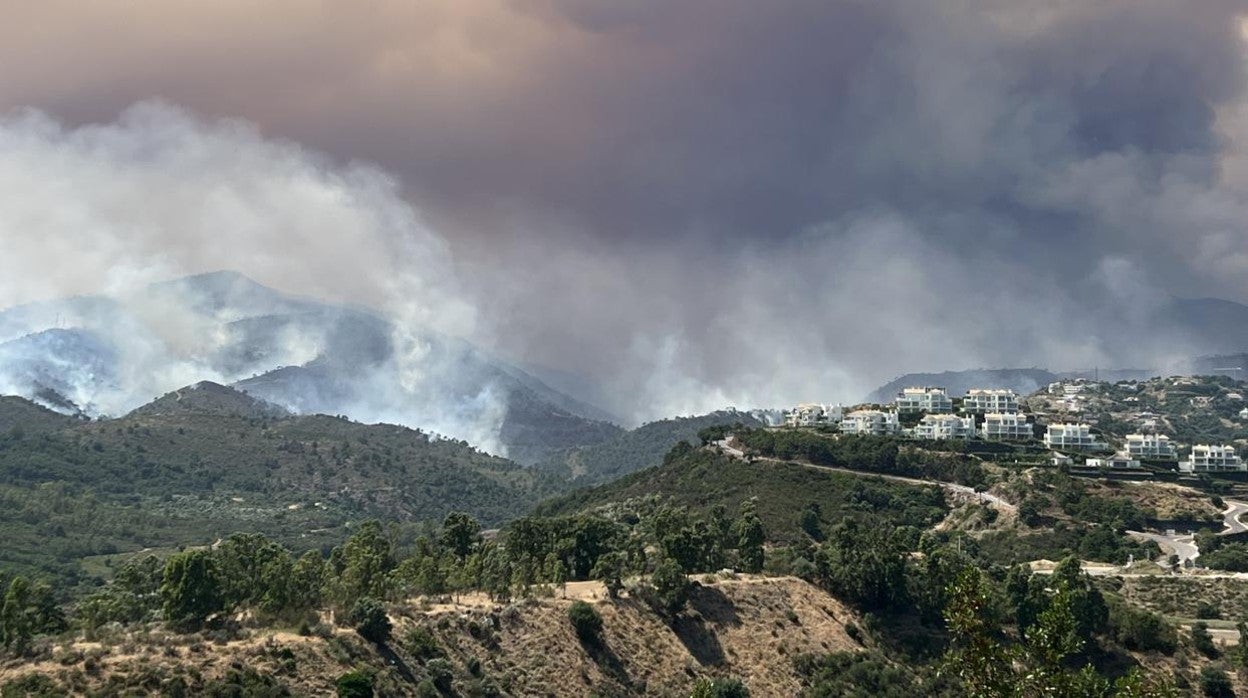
568, 601, 604, 644
426, 657, 454, 693
1192, 622, 1219, 659
348, 598, 391, 645
691, 676, 750, 697
335, 670, 374, 698
1199, 665, 1234, 698
403, 626, 444, 662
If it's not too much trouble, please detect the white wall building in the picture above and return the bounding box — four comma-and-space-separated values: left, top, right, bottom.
1181, 445, 1246, 473
1124, 433, 1177, 460
841, 410, 900, 436
962, 389, 1018, 414
1085, 452, 1142, 469
895, 387, 953, 414
912, 414, 977, 440
1043, 423, 1107, 451
783, 403, 843, 428
981, 412, 1034, 441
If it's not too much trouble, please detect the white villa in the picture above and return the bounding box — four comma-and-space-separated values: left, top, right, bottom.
911, 414, 977, 440
981, 412, 1034, 441
895, 387, 953, 414
1043, 423, 1108, 451
841, 410, 901, 436
1085, 452, 1143, 470
1124, 433, 1177, 460
1180, 445, 1246, 473
962, 388, 1019, 414
784, 403, 843, 428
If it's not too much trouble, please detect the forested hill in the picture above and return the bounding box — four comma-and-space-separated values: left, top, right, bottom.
534, 443, 949, 543
535, 410, 765, 486
0, 384, 557, 588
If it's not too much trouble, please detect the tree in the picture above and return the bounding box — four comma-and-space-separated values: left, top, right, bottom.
334, 521, 396, 607
815, 522, 908, 611
734, 501, 765, 574
567, 600, 603, 644
350, 597, 391, 644
799, 502, 824, 541
652, 557, 689, 616
441, 512, 482, 560
336, 670, 374, 698
160, 550, 224, 630
545, 553, 569, 596
591, 552, 625, 599
1192, 622, 1219, 658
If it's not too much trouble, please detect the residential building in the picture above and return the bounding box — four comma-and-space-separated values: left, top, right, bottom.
1124, 433, 1177, 460
1050, 452, 1074, 467
1181, 445, 1246, 473
981, 412, 1034, 441
784, 403, 842, 428
1226, 392, 1244, 401
1085, 452, 1142, 469
962, 388, 1018, 414
1043, 423, 1107, 451
895, 386, 952, 414
912, 414, 976, 440
1239, 407, 1248, 420
841, 410, 900, 436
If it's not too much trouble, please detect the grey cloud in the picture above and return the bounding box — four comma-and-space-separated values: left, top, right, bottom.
0, 1, 1246, 423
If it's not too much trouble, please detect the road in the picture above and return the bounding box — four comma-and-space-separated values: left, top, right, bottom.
1127, 530, 1199, 565
1220, 499, 1248, 535
713, 439, 1016, 513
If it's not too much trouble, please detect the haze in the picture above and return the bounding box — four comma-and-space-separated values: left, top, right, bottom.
2, 0, 1248, 424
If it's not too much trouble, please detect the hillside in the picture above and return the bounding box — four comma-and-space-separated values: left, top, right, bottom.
0, 396, 80, 435
537, 410, 764, 485
0, 271, 623, 464
0, 576, 864, 697
0, 384, 557, 587
535, 446, 950, 542
127, 381, 289, 419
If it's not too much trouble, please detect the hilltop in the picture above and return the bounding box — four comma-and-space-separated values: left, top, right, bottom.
536, 410, 765, 485
127, 381, 289, 419
0, 383, 558, 587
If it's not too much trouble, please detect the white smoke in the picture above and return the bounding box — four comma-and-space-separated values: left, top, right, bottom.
0, 101, 508, 452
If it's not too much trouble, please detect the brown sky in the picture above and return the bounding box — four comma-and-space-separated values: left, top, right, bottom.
3, 0, 1248, 416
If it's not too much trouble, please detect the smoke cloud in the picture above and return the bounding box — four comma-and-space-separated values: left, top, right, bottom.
1, 1, 1247, 427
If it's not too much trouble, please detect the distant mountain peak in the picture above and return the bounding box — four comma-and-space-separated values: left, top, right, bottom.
128, 381, 290, 419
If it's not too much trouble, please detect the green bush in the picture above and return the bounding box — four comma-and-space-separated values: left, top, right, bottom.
691, 676, 750, 697
567, 600, 604, 644
348, 598, 391, 644
335, 670, 374, 698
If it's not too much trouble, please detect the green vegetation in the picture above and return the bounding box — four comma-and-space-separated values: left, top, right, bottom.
535, 447, 949, 542
734, 429, 989, 488
566, 600, 602, 643
537, 411, 763, 485
0, 399, 563, 590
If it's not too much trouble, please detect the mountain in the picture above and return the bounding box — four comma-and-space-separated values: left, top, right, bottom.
865, 368, 1060, 404
0, 382, 560, 585
0, 271, 621, 463
537, 409, 765, 485
127, 381, 290, 419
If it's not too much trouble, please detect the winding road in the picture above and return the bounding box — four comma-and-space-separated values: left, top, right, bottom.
713, 439, 1017, 513
1126, 498, 1248, 566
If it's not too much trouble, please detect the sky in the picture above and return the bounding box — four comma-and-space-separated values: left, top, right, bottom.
1, 0, 1248, 421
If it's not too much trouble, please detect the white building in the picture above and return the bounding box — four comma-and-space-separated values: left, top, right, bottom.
1085, 452, 1142, 470
1124, 433, 1177, 460
841, 410, 900, 436
912, 414, 977, 440
895, 387, 953, 414
962, 389, 1018, 414
784, 403, 843, 428
981, 412, 1034, 441
1043, 423, 1107, 451
1181, 445, 1246, 473
1239, 407, 1248, 420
